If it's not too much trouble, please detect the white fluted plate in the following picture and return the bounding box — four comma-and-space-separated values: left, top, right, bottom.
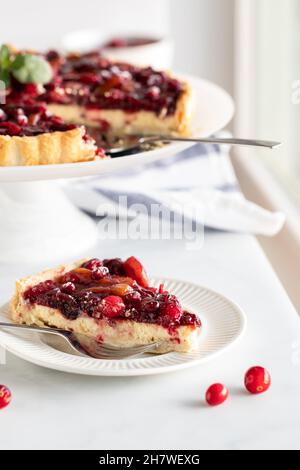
0, 278, 246, 376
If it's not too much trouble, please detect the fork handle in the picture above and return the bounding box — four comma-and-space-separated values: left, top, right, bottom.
149, 136, 282, 149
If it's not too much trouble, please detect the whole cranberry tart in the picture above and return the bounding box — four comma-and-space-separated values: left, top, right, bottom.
0, 45, 192, 166
11, 257, 201, 353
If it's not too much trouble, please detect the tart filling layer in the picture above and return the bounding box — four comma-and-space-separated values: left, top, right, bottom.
11, 257, 201, 353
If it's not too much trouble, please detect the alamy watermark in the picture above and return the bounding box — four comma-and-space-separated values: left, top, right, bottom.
95, 196, 205, 250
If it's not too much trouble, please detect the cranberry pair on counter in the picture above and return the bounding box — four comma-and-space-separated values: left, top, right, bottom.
206, 366, 271, 406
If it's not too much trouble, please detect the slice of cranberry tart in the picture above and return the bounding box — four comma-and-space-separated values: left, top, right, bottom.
11, 257, 201, 353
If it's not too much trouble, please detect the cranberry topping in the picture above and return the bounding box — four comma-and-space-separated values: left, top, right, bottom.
42, 51, 184, 115
24, 280, 56, 302
1, 49, 183, 140
0, 75, 96, 142
23, 257, 201, 330
0, 101, 103, 159
0, 121, 22, 136
0, 103, 78, 136
124, 256, 149, 288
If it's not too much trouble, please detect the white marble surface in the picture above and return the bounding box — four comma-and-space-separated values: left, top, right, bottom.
0, 232, 299, 450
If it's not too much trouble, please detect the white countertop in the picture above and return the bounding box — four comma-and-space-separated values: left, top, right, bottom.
0, 231, 299, 450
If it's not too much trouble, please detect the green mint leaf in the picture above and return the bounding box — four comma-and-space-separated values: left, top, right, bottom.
0, 45, 11, 69
12, 54, 53, 85
0, 68, 11, 88
11, 53, 26, 71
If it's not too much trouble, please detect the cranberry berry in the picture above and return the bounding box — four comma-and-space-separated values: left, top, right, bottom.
60, 271, 80, 284
0, 385, 12, 410
103, 258, 125, 276
124, 291, 142, 304
24, 84, 40, 96
244, 366, 271, 395
161, 303, 183, 321
0, 121, 21, 136
123, 256, 149, 288
141, 299, 160, 313
101, 296, 126, 318
206, 384, 229, 407
82, 258, 103, 271
91, 266, 109, 280
61, 282, 76, 294
24, 280, 56, 303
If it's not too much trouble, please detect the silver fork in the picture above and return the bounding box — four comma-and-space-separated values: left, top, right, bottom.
0, 322, 161, 359
106, 135, 282, 157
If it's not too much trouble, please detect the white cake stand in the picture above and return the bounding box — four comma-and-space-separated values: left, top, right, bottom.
0, 76, 234, 264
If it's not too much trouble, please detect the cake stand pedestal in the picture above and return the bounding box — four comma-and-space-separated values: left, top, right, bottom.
0, 181, 97, 264
0, 140, 193, 266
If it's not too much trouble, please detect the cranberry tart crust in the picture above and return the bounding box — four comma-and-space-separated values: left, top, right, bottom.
10, 257, 201, 354
0, 127, 103, 166
0, 102, 105, 166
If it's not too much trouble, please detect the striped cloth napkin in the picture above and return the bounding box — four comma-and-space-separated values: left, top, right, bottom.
64, 141, 285, 236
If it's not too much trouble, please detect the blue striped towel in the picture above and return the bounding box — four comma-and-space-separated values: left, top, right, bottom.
64, 142, 285, 236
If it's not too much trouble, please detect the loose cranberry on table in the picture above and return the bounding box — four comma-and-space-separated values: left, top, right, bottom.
0, 385, 12, 410
123, 256, 149, 288
205, 383, 229, 407
244, 366, 271, 395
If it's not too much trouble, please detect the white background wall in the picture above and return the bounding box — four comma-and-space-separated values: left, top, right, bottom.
1, 0, 234, 94
171, 0, 234, 94
0, 0, 170, 47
